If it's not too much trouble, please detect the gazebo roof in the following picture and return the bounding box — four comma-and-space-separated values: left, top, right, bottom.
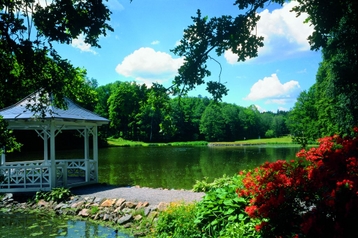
0, 91, 109, 128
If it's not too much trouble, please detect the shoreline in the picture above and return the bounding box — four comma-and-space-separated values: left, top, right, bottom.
1, 185, 205, 237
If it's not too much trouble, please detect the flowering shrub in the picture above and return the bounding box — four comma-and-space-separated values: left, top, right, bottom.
238, 128, 358, 237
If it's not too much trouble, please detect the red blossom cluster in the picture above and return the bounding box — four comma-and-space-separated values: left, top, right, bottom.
238, 128, 358, 237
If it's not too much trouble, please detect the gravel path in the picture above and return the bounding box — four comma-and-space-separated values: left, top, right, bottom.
71, 184, 205, 205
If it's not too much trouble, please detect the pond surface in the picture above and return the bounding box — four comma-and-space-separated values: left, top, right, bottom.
7, 145, 302, 190
96, 145, 301, 189
0, 211, 130, 238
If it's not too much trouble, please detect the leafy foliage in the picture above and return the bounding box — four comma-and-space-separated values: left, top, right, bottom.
34, 187, 73, 203
153, 202, 202, 238
195, 174, 261, 237
0, 117, 22, 154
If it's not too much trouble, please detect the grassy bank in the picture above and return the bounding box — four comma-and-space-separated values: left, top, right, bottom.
107, 137, 208, 147
107, 136, 295, 147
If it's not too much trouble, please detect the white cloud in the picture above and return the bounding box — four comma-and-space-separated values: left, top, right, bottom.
151, 40, 160, 45
105, 0, 124, 11
254, 104, 266, 112
115, 47, 184, 86
244, 73, 300, 101
225, 1, 313, 64
71, 34, 97, 54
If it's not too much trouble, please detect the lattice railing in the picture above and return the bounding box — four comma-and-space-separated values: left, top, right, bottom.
0, 159, 97, 192
0, 162, 50, 191
55, 159, 97, 186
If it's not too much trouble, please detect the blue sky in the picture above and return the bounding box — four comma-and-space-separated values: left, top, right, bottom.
54, 0, 322, 112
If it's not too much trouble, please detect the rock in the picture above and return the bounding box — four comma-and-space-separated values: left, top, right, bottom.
54, 203, 66, 210
115, 198, 126, 207
157, 202, 169, 211
78, 209, 90, 217
83, 197, 95, 203
133, 231, 146, 237
103, 213, 111, 221
125, 201, 136, 208
71, 201, 85, 209
147, 211, 158, 222
135, 201, 149, 209
37, 199, 49, 208
2, 193, 13, 202
144, 206, 153, 216
122, 222, 132, 228
134, 214, 142, 221
100, 198, 116, 207
93, 197, 105, 205
117, 214, 132, 225
121, 207, 132, 214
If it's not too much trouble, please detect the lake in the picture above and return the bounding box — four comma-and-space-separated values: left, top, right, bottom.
7, 145, 302, 190
97, 145, 301, 189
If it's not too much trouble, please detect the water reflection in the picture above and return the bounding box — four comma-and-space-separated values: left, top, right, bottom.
0, 212, 131, 238
98, 145, 301, 189
6, 145, 301, 190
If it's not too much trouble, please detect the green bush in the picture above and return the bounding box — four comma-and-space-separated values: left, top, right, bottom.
153, 202, 202, 237
265, 129, 275, 138
34, 187, 73, 203
195, 174, 261, 238
192, 174, 235, 192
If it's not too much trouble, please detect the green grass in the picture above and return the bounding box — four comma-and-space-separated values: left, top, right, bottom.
107, 136, 296, 147
107, 137, 208, 147
236, 136, 293, 144
209, 136, 293, 145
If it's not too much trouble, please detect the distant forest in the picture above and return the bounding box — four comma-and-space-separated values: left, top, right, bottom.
91, 81, 290, 143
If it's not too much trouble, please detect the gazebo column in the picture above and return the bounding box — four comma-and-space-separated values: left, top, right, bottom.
50, 121, 56, 189
93, 125, 98, 183
84, 127, 90, 182
44, 129, 49, 163
1, 147, 5, 165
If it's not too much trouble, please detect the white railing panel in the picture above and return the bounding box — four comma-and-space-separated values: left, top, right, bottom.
1, 159, 98, 192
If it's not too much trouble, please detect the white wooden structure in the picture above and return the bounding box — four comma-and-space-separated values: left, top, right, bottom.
0, 91, 109, 192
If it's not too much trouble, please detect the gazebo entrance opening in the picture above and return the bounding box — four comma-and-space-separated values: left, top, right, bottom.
0, 91, 109, 193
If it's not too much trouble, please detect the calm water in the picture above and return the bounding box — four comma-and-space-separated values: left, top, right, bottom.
97, 145, 301, 189
0, 211, 129, 238
7, 145, 301, 190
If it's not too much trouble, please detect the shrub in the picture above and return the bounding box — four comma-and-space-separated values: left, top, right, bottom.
195, 174, 261, 238
239, 128, 358, 237
153, 202, 201, 238
34, 187, 73, 203
193, 174, 234, 192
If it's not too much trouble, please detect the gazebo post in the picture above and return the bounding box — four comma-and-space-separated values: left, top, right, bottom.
84, 127, 89, 182
50, 121, 56, 189
93, 126, 98, 183
1, 147, 5, 165
44, 128, 48, 163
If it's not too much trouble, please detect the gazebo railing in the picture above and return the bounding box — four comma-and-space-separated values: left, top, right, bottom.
55, 159, 97, 187
0, 162, 51, 192
0, 159, 97, 192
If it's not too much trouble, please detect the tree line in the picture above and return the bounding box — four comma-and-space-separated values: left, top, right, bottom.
90, 80, 290, 142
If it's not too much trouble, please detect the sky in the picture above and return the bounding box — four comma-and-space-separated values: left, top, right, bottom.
54, 0, 322, 112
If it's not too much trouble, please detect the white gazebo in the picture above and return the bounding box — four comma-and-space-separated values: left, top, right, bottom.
0, 91, 109, 192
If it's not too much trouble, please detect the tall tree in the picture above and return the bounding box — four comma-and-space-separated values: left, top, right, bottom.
0, 0, 112, 108
108, 82, 147, 139
200, 102, 226, 141
287, 86, 320, 141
